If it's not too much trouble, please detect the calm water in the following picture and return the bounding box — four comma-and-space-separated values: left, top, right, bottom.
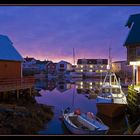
35, 78, 128, 135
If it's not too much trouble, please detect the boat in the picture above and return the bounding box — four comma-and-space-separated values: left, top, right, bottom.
61, 108, 109, 135
96, 71, 128, 118
96, 47, 128, 118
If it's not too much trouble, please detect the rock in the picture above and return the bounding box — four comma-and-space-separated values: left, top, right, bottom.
0, 98, 54, 135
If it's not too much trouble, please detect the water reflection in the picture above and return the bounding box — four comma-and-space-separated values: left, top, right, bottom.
35, 78, 128, 135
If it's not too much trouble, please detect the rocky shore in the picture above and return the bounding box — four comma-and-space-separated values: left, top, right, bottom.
0, 95, 54, 135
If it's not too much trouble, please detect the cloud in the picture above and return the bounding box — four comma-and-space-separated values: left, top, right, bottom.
0, 6, 140, 63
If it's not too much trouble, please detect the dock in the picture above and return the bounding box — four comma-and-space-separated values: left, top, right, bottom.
0, 76, 35, 99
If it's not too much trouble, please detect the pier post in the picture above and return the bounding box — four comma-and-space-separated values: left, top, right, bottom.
29, 88, 32, 97
16, 90, 19, 100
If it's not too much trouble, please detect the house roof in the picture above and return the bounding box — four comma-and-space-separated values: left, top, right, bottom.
77, 59, 108, 65
24, 57, 35, 62
0, 35, 24, 62
58, 60, 71, 65
36, 60, 49, 64
124, 14, 140, 46
112, 60, 126, 63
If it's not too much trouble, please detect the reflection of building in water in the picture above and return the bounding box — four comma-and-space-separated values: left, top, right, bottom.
35, 79, 48, 90
76, 59, 108, 78
35, 79, 56, 91
76, 80, 102, 94
46, 79, 56, 91
56, 80, 71, 93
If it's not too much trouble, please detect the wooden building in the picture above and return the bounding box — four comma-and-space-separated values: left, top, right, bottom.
124, 14, 140, 85
0, 35, 34, 99
124, 14, 140, 112
0, 35, 24, 79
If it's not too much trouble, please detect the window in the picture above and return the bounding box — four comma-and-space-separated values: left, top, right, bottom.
90, 65, 93, 68
89, 69, 92, 72
136, 47, 140, 56
60, 64, 64, 67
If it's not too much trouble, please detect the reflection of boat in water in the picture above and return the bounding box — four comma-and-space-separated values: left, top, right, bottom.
62, 108, 109, 135
96, 71, 128, 118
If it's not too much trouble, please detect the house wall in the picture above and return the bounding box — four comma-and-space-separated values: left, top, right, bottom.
0, 60, 22, 79
138, 66, 140, 84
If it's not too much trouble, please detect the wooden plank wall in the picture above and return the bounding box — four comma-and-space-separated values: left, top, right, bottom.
0, 61, 21, 79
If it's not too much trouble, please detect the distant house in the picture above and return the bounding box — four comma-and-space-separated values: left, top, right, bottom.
112, 61, 132, 74
23, 57, 37, 69
0, 35, 24, 79
36, 60, 49, 72
46, 61, 57, 74
112, 61, 133, 81
124, 13, 140, 84
56, 60, 72, 74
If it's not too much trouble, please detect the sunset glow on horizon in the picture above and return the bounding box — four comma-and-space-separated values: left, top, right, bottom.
0, 6, 140, 64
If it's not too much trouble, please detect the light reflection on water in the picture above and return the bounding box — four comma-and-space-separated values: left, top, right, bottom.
35, 78, 127, 135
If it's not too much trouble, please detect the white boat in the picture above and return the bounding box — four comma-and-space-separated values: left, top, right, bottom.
96, 72, 128, 118
62, 108, 109, 135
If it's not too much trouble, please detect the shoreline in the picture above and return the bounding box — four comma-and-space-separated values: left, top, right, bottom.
0, 96, 54, 135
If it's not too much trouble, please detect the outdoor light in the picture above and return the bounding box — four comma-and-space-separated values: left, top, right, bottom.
130, 61, 140, 66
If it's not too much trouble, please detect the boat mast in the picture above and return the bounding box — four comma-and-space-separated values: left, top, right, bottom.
73, 48, 75, 65
109, 47, 112, 93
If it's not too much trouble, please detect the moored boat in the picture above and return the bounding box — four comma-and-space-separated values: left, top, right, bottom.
62, 108, 109, 135
96, 72, 128, 118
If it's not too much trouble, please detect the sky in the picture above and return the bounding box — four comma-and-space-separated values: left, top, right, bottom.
0, 6, 140, 64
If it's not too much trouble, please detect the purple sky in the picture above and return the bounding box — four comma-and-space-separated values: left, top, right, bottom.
0, 6, 140, 64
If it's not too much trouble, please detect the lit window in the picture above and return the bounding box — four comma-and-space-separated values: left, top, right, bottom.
100, 70, 103, 72
90, 86, 92, 89
80, 82, 83, 85
100, 82, 102, 85
89, 69, 92, 72
81, 65, 83, 68
80, 86, 83, 89
89, 82, 92, 85
90, 65, 93, 68
80, 69, 83, 72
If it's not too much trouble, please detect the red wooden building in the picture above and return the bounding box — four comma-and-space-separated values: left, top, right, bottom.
0, 35, 23, 79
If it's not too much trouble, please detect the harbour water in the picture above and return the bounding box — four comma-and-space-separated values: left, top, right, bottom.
35, 78, 130, 135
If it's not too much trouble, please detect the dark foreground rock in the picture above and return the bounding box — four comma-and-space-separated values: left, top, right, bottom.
0, 96, 54, 135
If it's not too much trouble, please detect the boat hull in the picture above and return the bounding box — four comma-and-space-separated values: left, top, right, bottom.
63, 118, 108, 135
96, 103, 127, 118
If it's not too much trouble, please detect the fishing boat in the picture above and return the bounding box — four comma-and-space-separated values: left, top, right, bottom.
96, 47, 128, 118
96, 71, 128, 118
62, 108, 109, 135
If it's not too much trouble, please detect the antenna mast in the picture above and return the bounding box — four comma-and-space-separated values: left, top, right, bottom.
109, 47, 112, 71
73, 48, 75, 65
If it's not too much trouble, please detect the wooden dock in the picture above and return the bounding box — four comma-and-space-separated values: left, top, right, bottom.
0, 76, 35, 99
127, 86, 140, 112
